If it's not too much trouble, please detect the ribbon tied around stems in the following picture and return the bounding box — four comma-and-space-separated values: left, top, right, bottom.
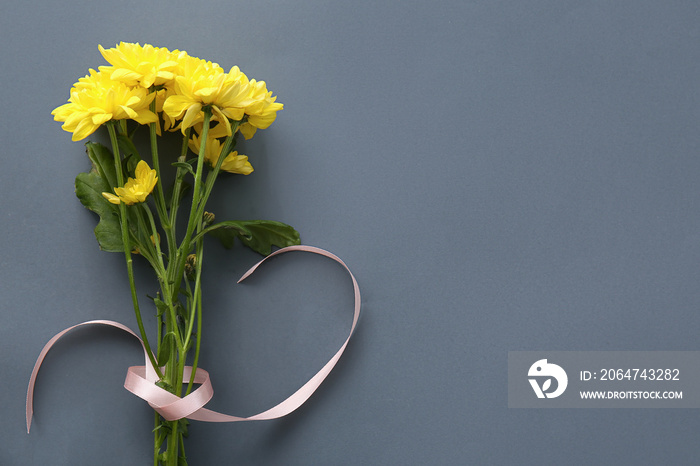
26, 245, 361, 432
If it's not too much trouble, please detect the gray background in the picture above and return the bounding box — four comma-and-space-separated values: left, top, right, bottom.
2, 1, 700, 464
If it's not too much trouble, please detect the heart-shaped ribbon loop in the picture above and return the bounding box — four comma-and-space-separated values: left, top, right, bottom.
27, 245, 361, 432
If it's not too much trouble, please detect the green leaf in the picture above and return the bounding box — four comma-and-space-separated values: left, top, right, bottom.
205, 220, 300, 256
207, 225, 237, 249
184, 332, 195, 352
172, 161, 195, 177
165, 179, 191, 210
75, 170, 123, 252
85, 142, 118, 190
157, 332, 176, 366
153, 422, 171, 446
117, 133, 141, 172
153, 298, 169, 318
155, 380, 173, 392
175, 301, 188, 321
178, 419, 190, 438
122, 154, 139, 177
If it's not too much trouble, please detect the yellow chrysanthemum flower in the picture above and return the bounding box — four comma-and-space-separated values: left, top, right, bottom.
52, 69, 157, 141
163, 60, 253, 136
188, 134, 253, 175
102, 160, 158, 205
239, 79, 283, 139
98, 42, 183, 89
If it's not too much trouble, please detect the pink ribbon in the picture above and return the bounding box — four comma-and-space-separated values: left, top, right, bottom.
27, 245, 361, 432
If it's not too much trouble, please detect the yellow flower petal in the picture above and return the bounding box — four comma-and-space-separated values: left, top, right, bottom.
105, 160, 158, 205
220, 152, 254, 175
211, 106, 231, 136
91, 113, 112, 125
162, 60, 254, 132
239, 122, 257, 140
181, 102, 203, 131
99, 42, 182, 88
52, 69, 157, 141
109, 68, 142, 83
102, 192, 121, 204
71, 118, 100, 141
188, 133, 253, 175
162, 94, 192, 119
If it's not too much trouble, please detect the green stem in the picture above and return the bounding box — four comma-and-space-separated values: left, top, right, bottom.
141, 205, 169, 290
148, 98, 170, 234
182, 238, 203, 357
179, 432, 186, 458
180, 120, 242, 396
133, 208, 156, 263
165, 113, 215, 462
184, 242, 204, 396
194, 121, 240, 223
183, 110, 212, 243
106, 122, 163, 380
167, 128, 192, 251
164, 316, 180, 466
141, 205, 186, 358
166, 419, 179, 465
182, 221, 204, 386
169, 109, 212, 298
153, 411, 160, 466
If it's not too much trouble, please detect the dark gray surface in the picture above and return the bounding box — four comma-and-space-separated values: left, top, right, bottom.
3, 1, 700, 464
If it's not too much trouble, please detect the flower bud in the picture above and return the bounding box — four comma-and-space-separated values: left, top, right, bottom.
185, 254, 197, 281
203, 211, 215, 227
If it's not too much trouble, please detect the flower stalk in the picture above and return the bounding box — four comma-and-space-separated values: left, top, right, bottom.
106, 122, 163, 380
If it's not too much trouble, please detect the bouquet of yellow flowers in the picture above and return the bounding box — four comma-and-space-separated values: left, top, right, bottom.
28, 42, 361, 465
